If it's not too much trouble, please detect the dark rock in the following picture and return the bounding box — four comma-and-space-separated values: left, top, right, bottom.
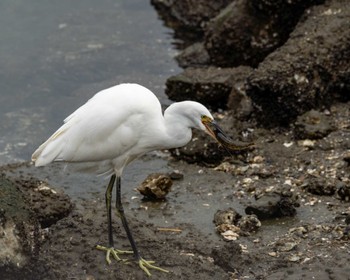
0, 175, 40, 270
151, 0, 231, 45
237, 214, 261, 233
337, 183, 350, 201
168, 170, 184, 181
293, 110, 335, 140
0, 174, 74, 278
213, 208, 242, 226
343, 152, 350, 166
226, 67, 255, 118
137, 173, 173, 200
302, 177, 337, 196
17, 179, 74, 228
245, 189, 299, 219
175, 42, 210, 68
169, 129, 227, 165
246, 0, 350, 127
204, 0, 323, 67
166, 66, 253, 110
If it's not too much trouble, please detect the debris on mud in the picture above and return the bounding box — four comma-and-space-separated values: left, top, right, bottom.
245, 187, 299, 219
301, 176, 337, 196
214, 208, 241, 226
137, 173, 173, 200
214, 207, 261, 240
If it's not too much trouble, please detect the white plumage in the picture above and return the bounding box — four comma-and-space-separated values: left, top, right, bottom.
32, 83, 213, 176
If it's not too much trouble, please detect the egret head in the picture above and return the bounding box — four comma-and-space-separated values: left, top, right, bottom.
165, 101, 253, 152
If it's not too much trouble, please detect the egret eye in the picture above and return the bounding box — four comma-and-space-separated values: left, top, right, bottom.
201, 115, 212, 123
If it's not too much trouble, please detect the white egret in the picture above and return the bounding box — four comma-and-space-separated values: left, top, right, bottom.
32, 83, 250, 276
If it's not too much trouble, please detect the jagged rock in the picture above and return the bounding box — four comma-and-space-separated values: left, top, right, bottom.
237, 215, 261, 233
169, 129, 227, 166
17, 179, 74, 228
245, 188, 299, 219
0, 176, 40, 272
302, 177, 337, 196
175, 42, 210, 68
337, 183, 350, 201
213, 208, 241, 226
246, 0, 350, 127
0, 175, 73, 278
151, 0, 231, 44
166, 66, 253, 110
137, 173, 173, 200
204, 0, 323, 67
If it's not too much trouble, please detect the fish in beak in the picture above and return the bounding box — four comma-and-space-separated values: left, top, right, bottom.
201, 116, 254, 153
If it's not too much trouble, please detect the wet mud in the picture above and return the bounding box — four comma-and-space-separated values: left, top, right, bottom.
1, 101, 349, 280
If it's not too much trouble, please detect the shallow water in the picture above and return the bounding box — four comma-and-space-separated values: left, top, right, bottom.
0, 0, 243, 240
0, 0, 180, 163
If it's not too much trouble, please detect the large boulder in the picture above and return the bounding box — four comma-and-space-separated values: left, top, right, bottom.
151, 0, 231, 44
0, 176, 40, 276
0, 175, 73, 278
204, 0, 324, 67
245, 0, 350, 127
166, 66, 253, 110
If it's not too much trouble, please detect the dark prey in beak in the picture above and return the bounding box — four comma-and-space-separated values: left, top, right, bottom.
204, 120, 254, 154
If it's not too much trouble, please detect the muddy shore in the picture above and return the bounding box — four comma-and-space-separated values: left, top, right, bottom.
1, 0, 350, 279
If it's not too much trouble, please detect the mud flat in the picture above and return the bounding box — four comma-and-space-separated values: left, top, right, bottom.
1, 0, 350, 279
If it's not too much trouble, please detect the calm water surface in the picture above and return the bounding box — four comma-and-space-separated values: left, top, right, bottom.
0, 0, 180, 164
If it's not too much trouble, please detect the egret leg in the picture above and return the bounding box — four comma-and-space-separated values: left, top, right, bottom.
115, 176, 169, 277
106, 175, 115, 248
96, 175, 132, 263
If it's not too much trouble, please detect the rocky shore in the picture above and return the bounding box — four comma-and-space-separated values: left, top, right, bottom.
1, 0, 349, 279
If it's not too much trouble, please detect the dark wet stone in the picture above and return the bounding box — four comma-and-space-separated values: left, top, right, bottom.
337, 183, 350, 201
293, 110, 334, 140
166, 66, 252, 110
245, 190, 298, 219
18, 178, 74, 228
245, 0, 350, 127
151, 0, 231, 45
175, 42, 210, 68
169, 129, 227, 165
204, 0, 323, 67
302, 177, 337, 196
343, 152, 350, 166
237, 214, 261, 233
213, 208, 242, 226
137, 173, 173, 200
0, 175, 40, 270
168, 171, 184, 181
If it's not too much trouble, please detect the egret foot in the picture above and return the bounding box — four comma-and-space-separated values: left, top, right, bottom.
138, 257, 169, 277
96, 245, 133, 263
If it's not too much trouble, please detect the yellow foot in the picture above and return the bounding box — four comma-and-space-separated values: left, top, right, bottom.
96, 245, 133, 263
138, 257, 169, 277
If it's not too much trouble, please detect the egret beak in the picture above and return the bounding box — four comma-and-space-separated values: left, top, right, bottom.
201, 118, 254, 152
